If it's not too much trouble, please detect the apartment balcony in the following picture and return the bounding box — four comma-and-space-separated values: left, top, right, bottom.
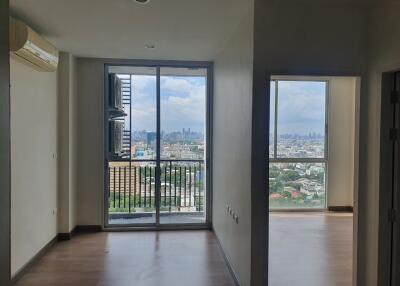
107, 159, 205, 225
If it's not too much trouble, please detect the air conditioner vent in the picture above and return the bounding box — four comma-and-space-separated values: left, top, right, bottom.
10, 18, 58, 72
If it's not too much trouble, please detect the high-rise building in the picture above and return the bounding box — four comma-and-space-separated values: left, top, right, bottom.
146, 132, 156, 149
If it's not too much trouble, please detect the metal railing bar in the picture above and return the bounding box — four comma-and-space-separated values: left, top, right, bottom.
174, 165, 177, 207
128, 166, 131, 213
134, 167, 137, 208
184, 166, 187, 207
144, 167, 147, 208
199, 162, 202, 210
169, 161, 172, 212
108, 167, 111, 199
164, 165, 167, 207
108, 160, 206, 214
149, 167, 152, 208
139, 167, 142, 207
123, 167, 126, 209
179, 166, 182, 211
118, 167, 121, 209
194, 166, 197, 210
189, 166, 192, 207
113, 167, 116, 208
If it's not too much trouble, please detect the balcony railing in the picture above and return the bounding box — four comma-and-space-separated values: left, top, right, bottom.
108, 159, 205, 215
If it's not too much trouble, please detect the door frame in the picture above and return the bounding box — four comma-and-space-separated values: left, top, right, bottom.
251, 71, 362, 286
378, 71, 400, 286
103, 60, 213, 230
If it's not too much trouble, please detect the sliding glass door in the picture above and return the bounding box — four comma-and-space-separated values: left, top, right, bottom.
159, 67, 207, 224
105, 63, 210, 227
269, 79, 328, 209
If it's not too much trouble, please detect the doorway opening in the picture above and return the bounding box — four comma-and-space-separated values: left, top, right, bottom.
268, 75, 360, 286
104, 62, 212, 229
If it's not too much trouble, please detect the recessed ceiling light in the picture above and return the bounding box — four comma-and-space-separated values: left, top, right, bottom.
134, 0, 150, 4
145, 44, 155, 49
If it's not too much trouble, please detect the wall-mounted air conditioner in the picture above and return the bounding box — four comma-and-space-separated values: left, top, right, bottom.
9, 18, 59, 72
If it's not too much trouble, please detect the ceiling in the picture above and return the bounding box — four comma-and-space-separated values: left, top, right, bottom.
10, 0, 249, 61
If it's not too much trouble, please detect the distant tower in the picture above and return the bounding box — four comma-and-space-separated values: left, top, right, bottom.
183, 128, 187, 140
146, 132, 156, 149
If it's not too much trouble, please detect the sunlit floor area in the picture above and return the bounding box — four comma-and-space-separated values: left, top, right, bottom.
269, 212, 353, 286
109, 212, 205, 225
14, 231, 235, 286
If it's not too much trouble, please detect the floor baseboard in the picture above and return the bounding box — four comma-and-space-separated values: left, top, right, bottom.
74, 225, 102, 232
11, 236, 57, 285
328, 206, 353, 212
57, 232, 73, 241
212, 229, 241, 286
58, 225, 102, 241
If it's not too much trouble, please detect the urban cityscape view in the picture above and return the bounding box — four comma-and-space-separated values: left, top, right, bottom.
107, 72, 207, 223
111, 75, 328, 216
131, 128, 205, 160
269, 134, 326, 208
269, 80, 327, 209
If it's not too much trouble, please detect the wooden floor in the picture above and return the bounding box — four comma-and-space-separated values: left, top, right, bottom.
269, 212, 353, 286
15, 213, 353, 286
15, 230, 235, 286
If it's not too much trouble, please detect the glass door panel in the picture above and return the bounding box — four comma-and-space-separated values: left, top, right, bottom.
106, 65, 209, 227
107, 67, 157, 225
159, 67, 207, 224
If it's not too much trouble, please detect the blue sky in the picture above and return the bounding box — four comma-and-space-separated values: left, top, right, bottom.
125, 75, 325, 136
128, 75, 206, 133
271, 81, 326, 135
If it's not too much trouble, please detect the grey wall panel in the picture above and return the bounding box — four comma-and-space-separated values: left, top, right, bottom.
0, 0, 11, 285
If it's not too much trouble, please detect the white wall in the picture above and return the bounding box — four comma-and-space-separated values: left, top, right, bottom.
213, 1, 254, 285
69, 55, 78, 230
10, 58, 58, 276
58, 52, 78, 233
0, 2, 11, 283
74, 15, 256, 284
328, 77, 358, 208
362, 2, 400, 285
76, 58, 104, 225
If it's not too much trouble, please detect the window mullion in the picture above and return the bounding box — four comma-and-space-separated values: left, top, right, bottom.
274, 80, 278, 159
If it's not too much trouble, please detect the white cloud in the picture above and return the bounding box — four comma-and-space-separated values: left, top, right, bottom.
131, 75, 156, 99
161, 77, 206, 132
161, 77, 196, 94
276, 81, 326, 134
127, 75, 206, 133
